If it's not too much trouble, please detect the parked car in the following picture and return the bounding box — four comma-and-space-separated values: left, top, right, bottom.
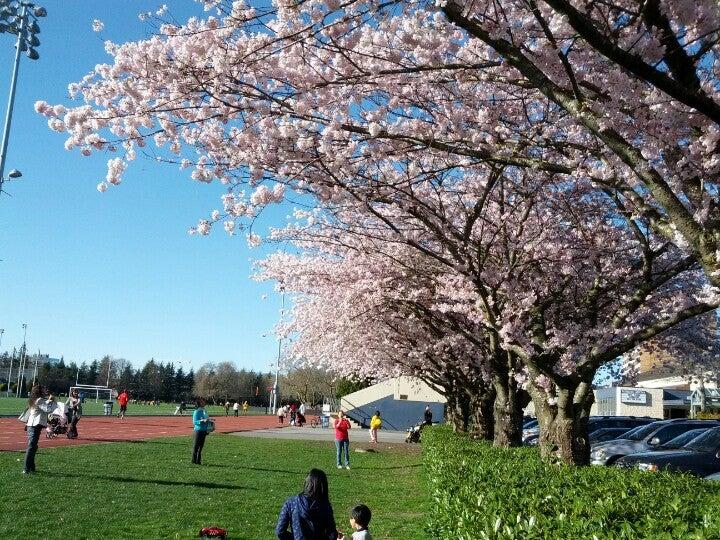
705, 472, 720, 481
625, 426, 720, 477
614, 428, 712, 468
523, 416, 656, 445
589, 427, 633, 444
590, 419, 720, 466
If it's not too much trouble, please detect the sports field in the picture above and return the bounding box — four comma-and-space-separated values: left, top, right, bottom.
0, 432, 426, 539
0, 396, 266, 417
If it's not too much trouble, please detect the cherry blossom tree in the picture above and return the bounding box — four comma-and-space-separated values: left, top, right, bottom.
37, 0, 720, 463
255, 163, 719, 463
38, 0, 720, 284
256, 246, 500, 439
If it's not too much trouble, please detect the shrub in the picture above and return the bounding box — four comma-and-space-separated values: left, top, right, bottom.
423, 425, 720, 539
696, 411, 720, 420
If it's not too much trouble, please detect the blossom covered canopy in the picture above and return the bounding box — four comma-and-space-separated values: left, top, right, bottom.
36, 0, 720, 282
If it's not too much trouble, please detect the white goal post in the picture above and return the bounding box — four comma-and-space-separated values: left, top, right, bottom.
69, 384, 117, 403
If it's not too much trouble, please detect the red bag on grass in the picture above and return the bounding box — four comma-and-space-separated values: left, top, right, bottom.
199, 526, 227, 539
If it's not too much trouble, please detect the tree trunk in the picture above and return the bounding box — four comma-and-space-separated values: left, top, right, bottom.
492, 373, 530, 447
445, 391, 470, 433
531, 381, 594, 465
468, 387, 495, 440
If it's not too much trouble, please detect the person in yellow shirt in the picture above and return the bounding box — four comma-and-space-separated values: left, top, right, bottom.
369, 411, 382, 444
242, 400, 249, 415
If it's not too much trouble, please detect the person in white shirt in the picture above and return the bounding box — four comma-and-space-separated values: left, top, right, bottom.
233, 401, 240, 417
23, 385, 55, 474
299, 403, 306, 416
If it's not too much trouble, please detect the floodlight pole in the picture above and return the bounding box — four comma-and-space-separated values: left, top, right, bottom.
0, 3, 27, 195
271, 288, 285, 415
31, 347, 39, 385
106, 357, 112, 387
15, 322, 27, 396
0, 328, 9, 397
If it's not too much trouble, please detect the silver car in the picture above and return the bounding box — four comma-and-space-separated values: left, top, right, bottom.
590, 419, 720, 466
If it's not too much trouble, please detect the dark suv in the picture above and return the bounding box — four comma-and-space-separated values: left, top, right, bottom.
590, 419, 720, 466
619, 426, 720, 476
523, 416, 656, 445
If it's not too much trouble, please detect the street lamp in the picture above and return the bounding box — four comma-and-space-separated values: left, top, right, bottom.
0, 327, 7, 397
0, 0, 46, 197
271, 287, 286, 415
15, 322, 26, 396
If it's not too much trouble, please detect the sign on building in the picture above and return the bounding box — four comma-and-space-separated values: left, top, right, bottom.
620, 389, 648, 404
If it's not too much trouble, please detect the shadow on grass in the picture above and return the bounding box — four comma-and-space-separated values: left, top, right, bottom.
82, 438, 186, 446
42, 471, 254, 491
206, 464, 306, 475
206, 462, 422, 474
347, 463, 422, 470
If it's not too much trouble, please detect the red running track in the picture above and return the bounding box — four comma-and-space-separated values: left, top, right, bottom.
0, 415, 285, 452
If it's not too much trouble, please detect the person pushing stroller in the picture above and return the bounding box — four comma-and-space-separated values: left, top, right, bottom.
66, 389, 82, 438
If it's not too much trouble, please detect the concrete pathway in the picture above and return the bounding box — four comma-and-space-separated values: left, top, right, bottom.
231, 426, 409, 443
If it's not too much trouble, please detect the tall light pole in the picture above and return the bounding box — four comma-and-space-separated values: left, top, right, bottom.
0, 1, 46, 196
0, 328, 7, 397
15, 322, 26, 396
106, 357, 112, 387
271, 287, 286, 415
31, 347, 38, 385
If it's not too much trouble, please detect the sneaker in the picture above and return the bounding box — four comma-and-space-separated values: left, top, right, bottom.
337, 465, 342, 469
345, 465, 351, 470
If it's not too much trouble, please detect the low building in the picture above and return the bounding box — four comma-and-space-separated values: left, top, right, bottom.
591, 386, 691, 419
340, 376, 445, 430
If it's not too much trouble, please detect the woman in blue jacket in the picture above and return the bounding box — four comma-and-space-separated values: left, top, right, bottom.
276, 468, 337, 540
191, 398, 210, 465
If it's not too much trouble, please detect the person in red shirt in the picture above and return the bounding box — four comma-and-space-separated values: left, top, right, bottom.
117, 390, 129, 419
333, 410, 352, 470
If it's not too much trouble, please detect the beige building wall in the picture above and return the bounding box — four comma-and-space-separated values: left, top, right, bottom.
340, 376, 445, 412
392, 376, 446, 402
553, 387, 664, 418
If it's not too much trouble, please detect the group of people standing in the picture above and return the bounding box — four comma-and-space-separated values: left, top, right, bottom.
21, 385, 83, 474
277, 402, 307, 426
224, 400, 249, 416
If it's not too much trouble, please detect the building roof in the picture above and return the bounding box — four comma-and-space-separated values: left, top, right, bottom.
663, 389, 691, 402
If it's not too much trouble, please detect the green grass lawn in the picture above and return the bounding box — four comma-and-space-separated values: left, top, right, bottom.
0, 434, 427, 539
0, 396, 266, 417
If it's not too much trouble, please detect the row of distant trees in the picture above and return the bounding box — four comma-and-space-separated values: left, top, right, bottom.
0, 353, 360, 405
0, 353, 196, 402
193, 363, 367, 406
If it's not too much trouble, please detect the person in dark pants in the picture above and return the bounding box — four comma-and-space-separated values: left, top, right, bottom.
66, 389, 82, 438
192, 398, 210, 465
23, 385, 54, 474
276, 468, 337, 540
423, 405, 433, 426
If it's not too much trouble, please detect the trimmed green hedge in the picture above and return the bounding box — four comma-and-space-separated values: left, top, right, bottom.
423, 426, 720, 539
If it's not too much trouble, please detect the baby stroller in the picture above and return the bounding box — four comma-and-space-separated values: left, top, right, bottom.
405, 421, 424, 443
46, 402, 69, 438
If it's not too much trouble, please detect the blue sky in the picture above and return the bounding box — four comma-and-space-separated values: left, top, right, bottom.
0, 1, 287, 372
